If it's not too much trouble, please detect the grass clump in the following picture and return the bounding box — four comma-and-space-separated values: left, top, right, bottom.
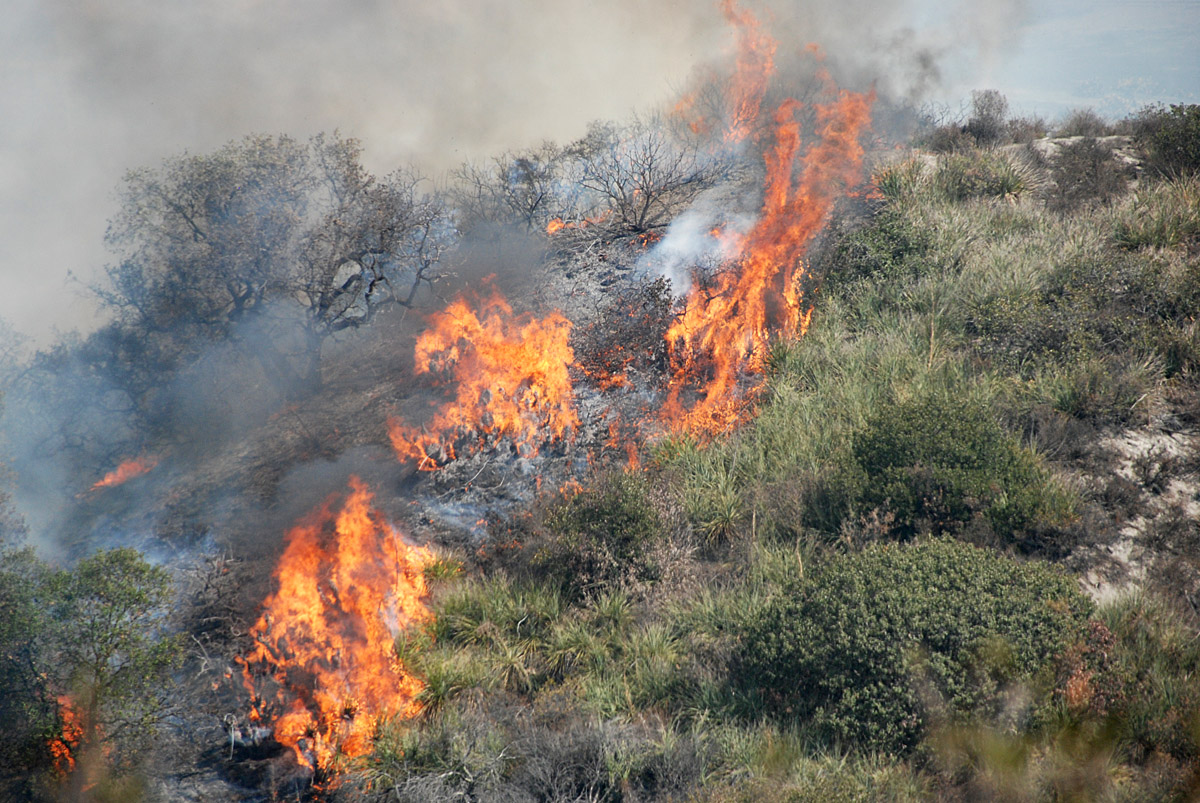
931, 150, 1038, 202
1112, 174, 1200, 250
739, 539, 1092, 755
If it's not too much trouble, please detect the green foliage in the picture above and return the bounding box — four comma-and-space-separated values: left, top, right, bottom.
1085, 595, 1200, 764
0, 547, 181, 798
48, 548, 182, 765
739, 539, 1092, 755
0, 548, 58, 794
532, 472, 664, 599
1111, 174, 1200, 249
1133, 103, 1200, 176
931, 151, 1036, 202
848, 390, 1070, 544
824, 208, 933, 294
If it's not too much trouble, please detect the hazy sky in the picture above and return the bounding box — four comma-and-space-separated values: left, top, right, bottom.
1, 0, 1197, 346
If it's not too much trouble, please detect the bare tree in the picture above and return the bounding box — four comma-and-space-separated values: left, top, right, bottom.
451, 141, 574, 235
573, 118, 722, 237
97, 133, 451, 400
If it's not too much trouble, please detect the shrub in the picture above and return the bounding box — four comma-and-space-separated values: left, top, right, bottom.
964, 90, 1010, 147
1048, 137, 1129, 212
923, 124, 974, 153
932, 151, 1037, 202
739, 539, 1092, 755
824, 208, 933, 294
1055, 108, 1111, 138
849, 390, 1070, 544
1112, 174, 1200, 249
532, 472, 664, 600
1007, 115, 1048, 145
1132, 103, 1200, 176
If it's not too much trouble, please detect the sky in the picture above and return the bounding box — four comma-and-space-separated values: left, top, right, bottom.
1, 0, 1197, 348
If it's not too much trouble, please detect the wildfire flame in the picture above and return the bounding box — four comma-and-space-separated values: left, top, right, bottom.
240, 477, 432, 770
48, 695, 84, 776
545, 210, 611, 235
90, 455, 158, 491
388, 284, 579, 470
721, 0, 777, 142
663, 5, 873, 436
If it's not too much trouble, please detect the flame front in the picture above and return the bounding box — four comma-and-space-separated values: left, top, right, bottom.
90, 455, 158, 491
388, 285, 579, 470
664, 5, 873, 436
240, 477, 432, 770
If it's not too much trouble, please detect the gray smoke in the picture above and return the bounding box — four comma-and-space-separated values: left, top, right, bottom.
0, 0, 1030, 343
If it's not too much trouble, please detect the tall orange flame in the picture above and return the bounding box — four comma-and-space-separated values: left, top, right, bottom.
240, 477, 432, 770
388, 285, 578, 470
721, 0, 777, 142
663, 12, 873, 436
90, 455, 158, 491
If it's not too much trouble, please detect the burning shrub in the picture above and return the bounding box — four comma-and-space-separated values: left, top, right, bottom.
738, 538, 1091, 755
572, 276, 673, 390
239, 478, 432, 771
848, 390, 1070, 545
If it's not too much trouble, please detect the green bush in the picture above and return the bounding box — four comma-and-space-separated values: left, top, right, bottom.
848, 391, 1070, 543
824, 208, 933, 295
739, 539, 1092, 755
532, 472, 664, 600
1133, 103, 1200, 176
932, 151, 1036, 202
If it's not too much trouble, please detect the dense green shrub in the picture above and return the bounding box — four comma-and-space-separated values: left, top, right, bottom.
1133, 103, 1200, 176
739, 539, 1092, 755
824, 208, 933, 294
848, 391, 1069, 543
532, 472, 664, 600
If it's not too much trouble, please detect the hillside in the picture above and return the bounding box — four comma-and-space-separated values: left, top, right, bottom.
3, 20, 1200, 803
